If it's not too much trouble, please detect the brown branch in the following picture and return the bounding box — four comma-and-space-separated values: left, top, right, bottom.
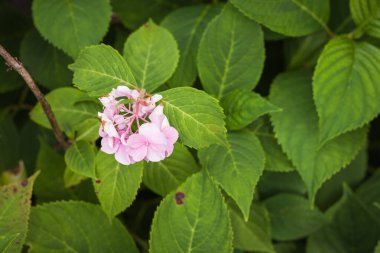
0, 44, 69, 150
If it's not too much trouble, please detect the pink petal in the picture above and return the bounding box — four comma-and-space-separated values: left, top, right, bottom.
138, 123, 163, 140
146, 146, 166, 162
150, 94, 162, 103
126, 134, 148, 161
101, 136, 120, 154
162, 127, 179, 145
104, 121, 119, 138
115, 145, 133, 165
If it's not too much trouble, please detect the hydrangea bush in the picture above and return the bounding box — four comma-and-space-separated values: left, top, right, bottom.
0, 0, 379, 252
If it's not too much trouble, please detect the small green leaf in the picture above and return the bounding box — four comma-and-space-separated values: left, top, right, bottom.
64, 141, 96, 178
229, 200, 274, 253
20, 29, 72, 90
143, 143, 199, 196
350, 0, 380, 38
161, 4, 222, 87
123, 20, 179, 92
269, 71, 367, 203
26, 201, 138, 253
264, 193, 327, 241
30, 88, 99, 135
307, 186, 380, 253
150, 172, 233, 253
313, 37, 380, 144
198, 3, 265, 98
0, 172, 39, 253
94, 152, 143, 218
356, 170, 380, 223
198, 131, 265, 221
221, 90, 280, 131
161, 87, 227, 149
32, 0, 112, 58
230, 0, 330, 36
69, 44, 137, 96
73, 118, 101, 142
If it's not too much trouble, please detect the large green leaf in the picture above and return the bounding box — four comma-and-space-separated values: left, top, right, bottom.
26, 201, 138, 252
229, 201, 274, 253
0, 172, 39, 253
264, 193, 327, 241
350, 0, 380, 38
30, 87, 99, 135
143, 143, 199, 196
150, 172, 233, 253
313, 37, 380, 144
230, 0, 330, 37
69, 44, 137, 96
307, 186, 380, 253
161, 87, 227, 149
198, 3, 264, 99
221, 90, 280, 131
65, 141, 96, 178
32, 0, 112, 58
20, 29, 72, 90
161, 4, 222, 87
198, 131, 265, 221
269, 71, 367, 203
123, 20, 179, 92
94, 152, 143, 218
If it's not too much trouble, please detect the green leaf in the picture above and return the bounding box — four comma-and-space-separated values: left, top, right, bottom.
313, 37, 380, 144
251, 118, 294, 172
0, 172, 39, 253
264, 193, 327, 241
350, 0, 380, 38
149, 172, 233, 253
112, 0, 177, 30
221, 90, 280, 131
30, 87, 99, 134
123, 20, 179, 91
161, 87, 227, 149
307, 186, 380, 253
198, 3, 265, 99
73, 118, 101, 142
258, 171, 306, 199
230, 0, 330, 37
70, 44, 137, 96
356, 170, 380, 223
269, 71, 367, 203
143, 143, 199, 196
65, 141, 96, 178
32, 0, 112, 58
161, 4, 222, 87
198, 131, 265, 221
94, 152, 143, 218
229, 200, 274, 253
64, 167, 85, 188
20, 29, 72, 90
26, 201, 138, 253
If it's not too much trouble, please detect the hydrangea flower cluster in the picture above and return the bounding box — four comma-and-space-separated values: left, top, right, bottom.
98, 86, 178, 165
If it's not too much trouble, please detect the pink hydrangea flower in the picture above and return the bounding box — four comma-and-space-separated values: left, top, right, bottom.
98, 86, 179, 165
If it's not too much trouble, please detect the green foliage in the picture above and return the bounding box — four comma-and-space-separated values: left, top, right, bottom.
143, 143, 199, 196
65, 141, 96, 178
161, 87, 227, 149
350, 0, 380, 38
264, 194, 327, 241
94, 152, 143, 218
269, 71, 367, 203
161, 4, 222, 87
70, 44, 136, 96
26, 201, 138, 252
313, 37, 380, 144
198, 131, 265, 221
0, 172, 39, 253
230, 0, 330, 36
32, 0, 112, 58
198, 3, 265, 98
150, 172, 233, 253
123, 20, 179, 91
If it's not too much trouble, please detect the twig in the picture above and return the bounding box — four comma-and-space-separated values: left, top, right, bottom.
0, 44, 69, 150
